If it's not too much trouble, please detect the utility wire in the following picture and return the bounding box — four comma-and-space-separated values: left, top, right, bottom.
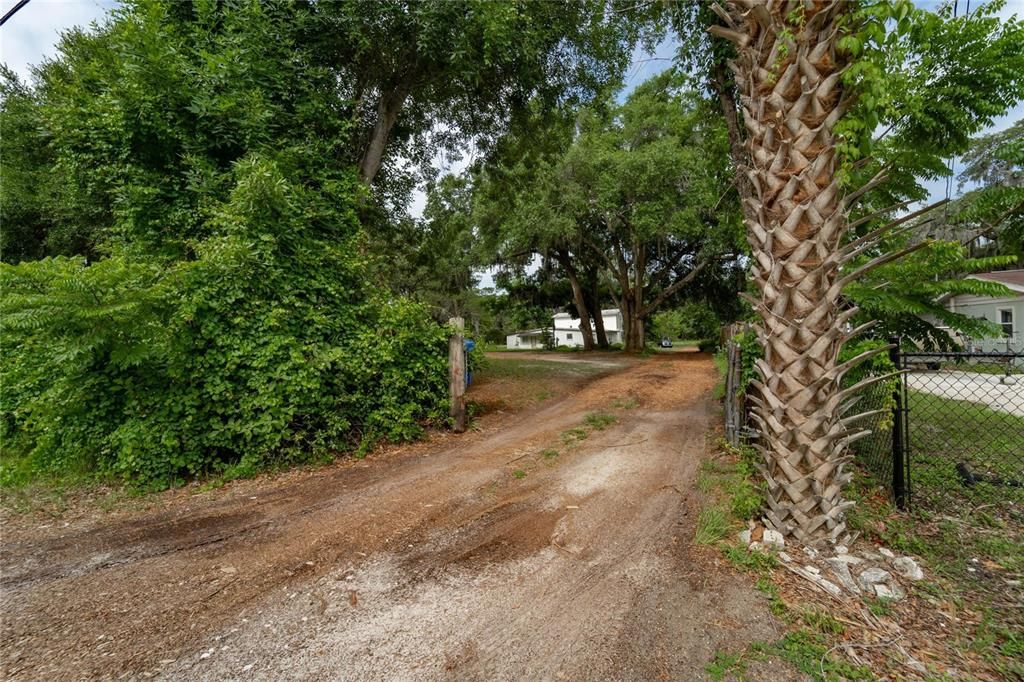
0, 0, 32, 28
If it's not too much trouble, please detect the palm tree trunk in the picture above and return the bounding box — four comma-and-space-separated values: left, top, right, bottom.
711, 1, 856, 543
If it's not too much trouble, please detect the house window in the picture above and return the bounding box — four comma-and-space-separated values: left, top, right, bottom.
998, 309, 1014, 337
567, 333, 573, 340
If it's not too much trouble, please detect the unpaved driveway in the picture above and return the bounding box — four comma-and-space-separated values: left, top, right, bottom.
1, 353, 791, 680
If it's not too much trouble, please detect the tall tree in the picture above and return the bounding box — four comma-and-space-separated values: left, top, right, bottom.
478, 73, 743, 352
310, 0, 642, 186
711, 1, 861, 543
710, 0, 1024, 542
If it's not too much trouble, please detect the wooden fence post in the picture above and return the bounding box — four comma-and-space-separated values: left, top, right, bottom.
449, 317, 466, 433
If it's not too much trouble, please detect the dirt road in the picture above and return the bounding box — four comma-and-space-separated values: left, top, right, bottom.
1, 353, 789, 680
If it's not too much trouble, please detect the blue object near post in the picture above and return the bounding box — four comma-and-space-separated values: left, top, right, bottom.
464, 339, 475, 387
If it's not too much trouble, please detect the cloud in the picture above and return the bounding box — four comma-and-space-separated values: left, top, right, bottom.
1, 0, 116, 84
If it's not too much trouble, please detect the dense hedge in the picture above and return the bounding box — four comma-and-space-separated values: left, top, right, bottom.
1, 158, 450, 488
0, 3, 461, 489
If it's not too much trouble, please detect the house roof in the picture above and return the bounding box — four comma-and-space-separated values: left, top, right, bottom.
968, 270, 1024, 294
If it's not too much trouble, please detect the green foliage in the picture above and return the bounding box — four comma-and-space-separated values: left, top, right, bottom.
583, 412, 617, 430
695, 506, 730, 545
475, 70, 744, 351
732, 330, 760, 394
651, 300, 721, 343
1, 157, 450, 488
845, 244, 1015, 350
723, 544, 778, 576
838, 1, 1024, 190
830, 2, 1024, 348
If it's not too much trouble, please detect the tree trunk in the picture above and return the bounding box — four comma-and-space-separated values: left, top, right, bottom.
359, 81, 412, 185
557, 251, 595, 351
585, 268, 609, 348
623, 303, 644, 353
711, 1, 856, 544
710, 58, 755, 209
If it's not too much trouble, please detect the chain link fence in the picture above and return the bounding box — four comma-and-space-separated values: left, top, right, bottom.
899, 352, 1024, 512
724, 336, 1024, 514
845, 376, 901, 502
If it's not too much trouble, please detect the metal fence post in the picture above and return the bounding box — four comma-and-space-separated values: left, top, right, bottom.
889, 336, 907, 509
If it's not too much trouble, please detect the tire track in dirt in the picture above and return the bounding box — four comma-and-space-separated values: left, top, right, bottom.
1, 353, 792, 681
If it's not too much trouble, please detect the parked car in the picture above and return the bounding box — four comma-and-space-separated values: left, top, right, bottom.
659, 337, 673, 348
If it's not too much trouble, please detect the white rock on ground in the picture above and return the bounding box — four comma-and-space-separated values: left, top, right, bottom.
825, 557, 861, 594
893, 556, 924, 581
879, 547, 895, 559
857, 567, 893, 592
738, 530, 751, 545
778, 551, 793, 563
874, 583, 906, 600
762, 529, 785, 548
833, 554, 863, 565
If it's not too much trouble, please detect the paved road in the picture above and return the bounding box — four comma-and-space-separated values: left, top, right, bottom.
907, 370, 1024, 416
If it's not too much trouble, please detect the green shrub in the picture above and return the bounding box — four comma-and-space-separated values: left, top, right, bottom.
1, 158, 449, 489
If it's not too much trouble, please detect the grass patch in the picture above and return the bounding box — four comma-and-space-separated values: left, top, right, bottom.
512, 469, 526, 480
541, 448, 559, 460
724, 544, 778, 575
712, 350, 728, 400
583, 412, 617, 430
904, 390, 1024, 509
695, 506, 731, 545
706, 650, 746, 681
708, 629, 874, 682
483, 358, 607, 380
609, 396, 639, 410
561, 427, 589, 444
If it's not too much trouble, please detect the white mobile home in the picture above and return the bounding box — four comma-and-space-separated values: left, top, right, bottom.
551, 309, 624, 347
506, 309, 624, 349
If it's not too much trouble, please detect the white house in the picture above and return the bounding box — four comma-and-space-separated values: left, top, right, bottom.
506, 309, 624, 349
938, 270, 1023, 352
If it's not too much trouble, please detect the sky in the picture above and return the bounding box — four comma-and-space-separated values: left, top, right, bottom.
2, 0, 1021, 249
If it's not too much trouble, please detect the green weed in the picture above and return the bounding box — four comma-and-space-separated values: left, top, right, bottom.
695, 506, 731, 545
512, 469, 526, 480
561, 427, 589, 443
706, 650, 747, 681
610, 396, 639, 410
724, 544, 778, 575
584, 412, 617, 430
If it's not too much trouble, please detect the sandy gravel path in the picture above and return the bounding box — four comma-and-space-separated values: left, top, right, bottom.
1, 353, 791, 681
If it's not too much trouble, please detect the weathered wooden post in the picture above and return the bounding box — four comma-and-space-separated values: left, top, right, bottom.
449, 317, 466, 433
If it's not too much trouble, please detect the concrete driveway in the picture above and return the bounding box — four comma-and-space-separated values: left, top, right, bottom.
907, 371, 1024, 416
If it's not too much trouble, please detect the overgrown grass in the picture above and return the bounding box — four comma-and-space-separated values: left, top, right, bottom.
695, 506, 731, 545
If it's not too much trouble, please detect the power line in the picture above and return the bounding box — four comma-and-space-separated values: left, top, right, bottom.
0, 0, 32, 28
